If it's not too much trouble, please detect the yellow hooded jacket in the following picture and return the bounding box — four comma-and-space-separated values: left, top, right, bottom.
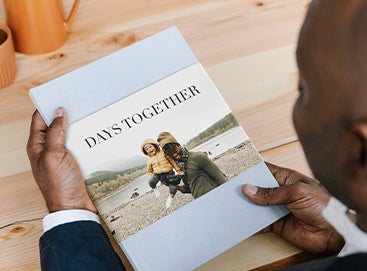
141, 138, 181, 175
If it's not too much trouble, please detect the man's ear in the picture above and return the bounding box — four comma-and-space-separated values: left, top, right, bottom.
352, 122, 367, 167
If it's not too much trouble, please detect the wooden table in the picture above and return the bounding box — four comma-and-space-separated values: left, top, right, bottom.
0, 0, 316, 270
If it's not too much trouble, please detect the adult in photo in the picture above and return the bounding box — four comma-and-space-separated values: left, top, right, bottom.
157, 131, 227, 199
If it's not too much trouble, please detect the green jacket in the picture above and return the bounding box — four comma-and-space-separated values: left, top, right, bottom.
183, 151, 226, 199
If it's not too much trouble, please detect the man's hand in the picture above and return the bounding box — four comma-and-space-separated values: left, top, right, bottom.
242, 162, 344, 254
27, 108, 97, 214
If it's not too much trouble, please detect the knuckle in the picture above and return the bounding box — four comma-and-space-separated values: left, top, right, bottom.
26, 140, 38, 158
291, 182, 308, 194
26, 140, 32, 154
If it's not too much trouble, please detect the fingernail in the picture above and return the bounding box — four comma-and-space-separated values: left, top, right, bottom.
54, 107, 64, 118
245, 184, 258, 195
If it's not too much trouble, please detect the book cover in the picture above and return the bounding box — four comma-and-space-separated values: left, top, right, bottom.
29, 27, 198, 126
29, 27, 288, 271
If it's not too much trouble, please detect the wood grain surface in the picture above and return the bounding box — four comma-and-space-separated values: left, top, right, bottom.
0, 1, 314, 270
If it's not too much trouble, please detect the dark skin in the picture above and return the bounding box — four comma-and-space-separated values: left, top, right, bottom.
27, 108, 97, 214
244, 0, 367, 253
243, 163, 344, 254
27, 0, 367, 260
292, 0, 367, 230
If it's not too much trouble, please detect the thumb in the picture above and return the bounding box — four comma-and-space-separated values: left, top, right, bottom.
46, 107, 69, 148
242, 184, 290, 206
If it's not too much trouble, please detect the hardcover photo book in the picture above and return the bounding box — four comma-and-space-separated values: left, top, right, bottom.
29, 27, 288, 271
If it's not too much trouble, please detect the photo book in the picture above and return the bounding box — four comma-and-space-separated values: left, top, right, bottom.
29, 27, 289, 271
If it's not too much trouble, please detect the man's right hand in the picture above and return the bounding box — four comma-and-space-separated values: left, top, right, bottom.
242, 162, 344, 254
27, 108, 97, 214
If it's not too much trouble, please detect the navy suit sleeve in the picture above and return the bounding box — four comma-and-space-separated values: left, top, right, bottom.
325, 253, 367, 271
280, 253, 367, 271
39, 221, 126, 271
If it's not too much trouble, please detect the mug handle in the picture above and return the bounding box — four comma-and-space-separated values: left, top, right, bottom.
64, 0, 80, 32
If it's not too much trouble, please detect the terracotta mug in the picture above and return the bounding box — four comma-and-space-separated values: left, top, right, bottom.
3, 0, 80, 55
0, 24, 16, 89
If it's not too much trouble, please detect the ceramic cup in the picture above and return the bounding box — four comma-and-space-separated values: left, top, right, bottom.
4, 0, 80, 55
0, 24, 16, 89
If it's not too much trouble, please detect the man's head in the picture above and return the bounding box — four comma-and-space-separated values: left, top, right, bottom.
157, 132, 182, 160
294, 0, 367, 219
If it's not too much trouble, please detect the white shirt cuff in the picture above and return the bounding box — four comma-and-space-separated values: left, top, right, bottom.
323, 197, 367, 256
43, 209, 100, 233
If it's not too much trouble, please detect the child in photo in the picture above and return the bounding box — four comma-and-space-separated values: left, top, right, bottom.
141, 138, 184, 208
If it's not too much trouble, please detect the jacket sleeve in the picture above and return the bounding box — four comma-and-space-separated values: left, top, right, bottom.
146, 160, 153, 175
279, 253, 367, 271
325, 253, 367, 271
39, 221, 126, 271
166, 155, 182, 172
